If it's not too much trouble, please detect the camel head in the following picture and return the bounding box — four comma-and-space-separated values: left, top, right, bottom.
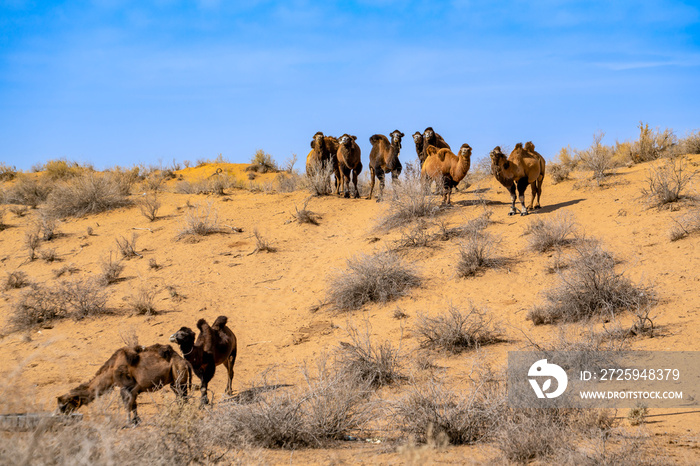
490, 146, 509, 176
311, 131, 324, 150
412, 131, 422, 144
458, 143, 472, 159
338, 134, 356, 147
423, 127, 435, 143
390, 130, 404, 149
170, 326, 196, 348
57, 384, 92, 414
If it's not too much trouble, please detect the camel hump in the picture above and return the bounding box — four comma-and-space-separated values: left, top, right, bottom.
154, 344, 174, 361
514, 142, 524, 150
524, 141, 535, 152
212, 315, 228, 330
197, 319, 210, 331
123, 349, 140, 367
369, 134, 383, 145
437, 148, 449, 162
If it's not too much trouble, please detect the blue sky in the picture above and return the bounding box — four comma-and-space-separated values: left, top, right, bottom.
1, 1, 699, 170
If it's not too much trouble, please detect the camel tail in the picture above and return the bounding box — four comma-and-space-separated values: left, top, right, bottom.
196, 319, 210, 331
212, 315, 228, 330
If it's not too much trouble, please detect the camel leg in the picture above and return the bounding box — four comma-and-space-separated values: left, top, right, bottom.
376, 170, 385, 202
368, 167, 376, 200
120, 388, 140, 426
352, 170, 360, 199
527, 181, 536, 210
508, 184, 518, 215
224, 356, 235, 395
517, 178, 530, 216
534, 176, 543, 209
341, 168, 350, 198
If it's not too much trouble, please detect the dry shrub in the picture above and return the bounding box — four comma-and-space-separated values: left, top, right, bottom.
4, 175, 53, 208
35, 211, 58, 241
437, 210, 493, 241
128, 287, 158, 315
178, 202, 223, 237
527, 241, 655, 325
115, 233, 139, 259
393, 219, 433, 249
252, 228, 276, 253
668, 208, 700, 241
276, 172, 302, 193
53, 264, 80, 278
326, 252, 421, 312
42, 158, 89, 180
25, 231, 40, 261
99, 254, 124, 285
523, 211, 578, 252
5, 271, 30, 290
416, 304, 502, 354
632, 122, 677, 163
304, 158, 336, 195
456, 230, 503, 277
0, 207, 6, 231
679, 129, 700, 155
8, 279, 107, 331
46, 172, 131, 218
547, 162, 570, 184
208, 363, 370, 449
175, 173, 240, 195
576, 131, 616, 185
39, 248, 58, 263
335, 323, 404, 388
556, 145, 579, 169
9, 205, 28, 217
0, 163, 16, 181
393, 375, 505, 445
139, 193, 160, 221
292, 197, 321, 225
246, 149, 279, 173
377, 167, 439, 230
641, 156, 695, 208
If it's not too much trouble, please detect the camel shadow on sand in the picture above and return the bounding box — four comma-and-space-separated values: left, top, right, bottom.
533, 198, 585, 214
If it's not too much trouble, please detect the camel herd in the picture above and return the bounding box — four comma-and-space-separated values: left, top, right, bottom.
57, 316, 237, 425
306, 126, 547, 215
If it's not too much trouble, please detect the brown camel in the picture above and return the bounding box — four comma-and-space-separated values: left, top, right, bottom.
306, 132, 340, 194
336, 134, 363, 199
170, 315, 237, 405
413, 131, 425, 164
368, 130, 404, 201
490, 142, 546, 216
421, 143, 472, 205
421, 127, 451, 163
57, 344, 191, 426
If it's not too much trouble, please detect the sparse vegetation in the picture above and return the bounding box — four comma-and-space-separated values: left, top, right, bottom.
668, 208, 700, 241
547, 162, 570, 184
139, 193, 161, 221
632, 122, 677, 163
178, 202, 223, 237
8, 205, 28, 217
128, 286, 158, 315
577, 131, 616, 185
252, 228, 276, 253
292, 197, 321, 225
46, 172, 132, 218
99, 254, 125, 285
0, 163, 17, 181
523, 211, 578, 252
5, 271, 30, 290
527, 241, 655, 325
377, 167, 439, 230
456, 230, 503, 277
335, 323, 403, 388
39, 248, 58, 263
247, 149, 279, 173
115, 233, 140, 259
25, 231, 40, 261
416, 304, 502, 353
641, 156, 695, 208
327, 252, 421, 312
4, 175, 53, 208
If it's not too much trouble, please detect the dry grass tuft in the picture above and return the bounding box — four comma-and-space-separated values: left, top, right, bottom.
326, 252, 420, 312
99, 253, 125, 285
641, 156, 695, 208
523, 211, 578, 252
416, 304, 503, 354
335, 323, 404, 388
456, 230, 504, 277
128, 286, 158, 315
5, 271, 30, 290
139, 193, 161, 221
115, 233, 140, 259
377, 166, 439, 230
45, 172, 132, 218
292, 197, 321, 225
178, 202, 224, 237
527, 241, 655, 325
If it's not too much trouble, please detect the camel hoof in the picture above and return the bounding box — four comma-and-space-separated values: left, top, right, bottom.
521, 211, 529, 216
508, 211, 517, 216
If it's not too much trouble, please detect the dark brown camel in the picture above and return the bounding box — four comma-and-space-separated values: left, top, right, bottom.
170, 315, 237, 405
336, 134, 363, 199
421, 127, 451, 163
306, 131, 340, 194
368, 130, 404, 201
490, 142, 546, 216
57, 344, 191, 426
413, 131, 425, 165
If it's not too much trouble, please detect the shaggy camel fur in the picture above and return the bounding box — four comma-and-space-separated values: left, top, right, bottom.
57, 344, 191, 425
421, 127, 451, 164
306, 132, 340, 194
490, 142, 546, 216
413, 131, 425, 164
337, 134, 363, 199
421, 143, 472, 205
368, 130, 404, 201
170, 315, 237, 405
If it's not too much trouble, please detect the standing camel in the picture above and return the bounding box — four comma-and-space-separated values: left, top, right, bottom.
368, 130, 404, 201
490, 142, 545, 216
